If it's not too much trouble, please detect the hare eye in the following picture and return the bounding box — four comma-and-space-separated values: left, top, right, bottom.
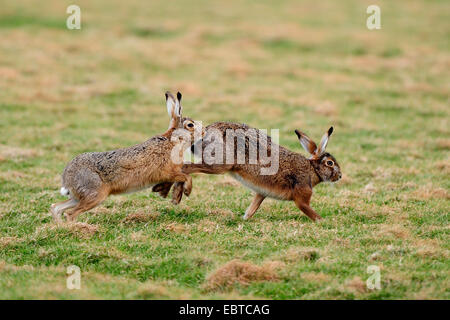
326, 160, 334, 166
186, 123, 194, 128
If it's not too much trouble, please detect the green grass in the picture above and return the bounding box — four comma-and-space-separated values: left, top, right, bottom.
0, 0, 449, 299
0, 15, 65, 29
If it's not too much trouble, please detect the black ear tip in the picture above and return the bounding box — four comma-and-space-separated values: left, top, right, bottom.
294, 129, 300, 136
165, 93, 169, 100
177, 92, 182, 100
328, 126, 334, 135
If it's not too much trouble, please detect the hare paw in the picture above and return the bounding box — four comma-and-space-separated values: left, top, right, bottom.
171, 182, 184, 205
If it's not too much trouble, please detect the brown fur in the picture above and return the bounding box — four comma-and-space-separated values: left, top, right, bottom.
50, 92, 202, 222
154, 122, 341, 221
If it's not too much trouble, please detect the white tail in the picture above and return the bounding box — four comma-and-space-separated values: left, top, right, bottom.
60, 187, 70, 196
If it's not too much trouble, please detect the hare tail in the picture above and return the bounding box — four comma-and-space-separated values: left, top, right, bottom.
60, 187, 70, 197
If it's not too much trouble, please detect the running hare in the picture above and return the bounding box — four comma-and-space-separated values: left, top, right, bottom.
50, 92, 203, 222
154, 122, 341, 221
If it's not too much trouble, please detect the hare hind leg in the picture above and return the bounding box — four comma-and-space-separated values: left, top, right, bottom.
152, 182, 173, 198
65, 187, 109, 222
50, 198, 79, 222
243, 193, 266, 220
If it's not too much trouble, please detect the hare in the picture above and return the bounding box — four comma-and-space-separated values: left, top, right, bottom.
153, 122, 341, 221
50, 92, 203, 222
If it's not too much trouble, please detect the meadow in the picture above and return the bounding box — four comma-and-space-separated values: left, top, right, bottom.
0, 0, 448, 299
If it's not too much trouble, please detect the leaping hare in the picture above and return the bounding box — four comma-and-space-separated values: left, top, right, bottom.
154, 122, 341, 221
50, 92, 203, 222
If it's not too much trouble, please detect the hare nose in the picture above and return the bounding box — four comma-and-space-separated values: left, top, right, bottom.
339, 173, 342, 179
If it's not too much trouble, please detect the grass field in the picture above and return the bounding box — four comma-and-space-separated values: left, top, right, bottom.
0, 0, 449, 299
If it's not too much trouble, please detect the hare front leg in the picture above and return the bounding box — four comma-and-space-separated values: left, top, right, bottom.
171, 173, 192, 205
171, 182, 184, 205
293, 187, 322, 221
158, 164, 235, 203
173, 173, 192, 196
243, 193, 266, 220
183, 175, 192, 196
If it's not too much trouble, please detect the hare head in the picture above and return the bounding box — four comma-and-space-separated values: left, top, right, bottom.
165, 91, 204, 148
295, 127, 342, 182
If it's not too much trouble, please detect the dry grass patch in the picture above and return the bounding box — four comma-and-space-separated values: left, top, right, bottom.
0, 66, 20, 80
372, 167, 394, 180
226, 61, 252, 79
36, 222, 100, 239
435, 139, 450, 150
0, 144, 42, 160
363, 182, 377, 194
334, 238, 350, 247
412, 239, 446, 259
415, 246, 445, 259
122, 211, 160, 224
207, 208, 235, 218
412, 286, 446, 300
345, 276, 367, 294
204, 259, 281, 291
80, 243, 128, 260
378, 224, 410, 239
301, 272, 331, 283
337, 190, 362, 206
0, 236, 23, 248
313, 100, 337, 116
0, 170, 27, 180
64, 222, 100, 238
281, 247, 320, 263
129, 231, 149, 242
263, 260, 285, 271
197, 219, 218, 233
163, 222, 188, 234
410, 183, 449, 200
338, 173, 353, 185
91, 206, 114, 215
379, 205, 400, 217
435, 160, 450, 174
136, 282, 170, 299
402, 181, 417, 189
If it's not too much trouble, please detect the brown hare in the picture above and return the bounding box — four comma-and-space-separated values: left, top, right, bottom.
50, 92, 203, 222
154, 122, 341, 221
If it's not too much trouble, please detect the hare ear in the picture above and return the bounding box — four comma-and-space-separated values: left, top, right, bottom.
295, 129, 317, 156
316, 126, 333, 155
165, 91, 176, 118
175, 92, 182, 118
166, 91, 180, 129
